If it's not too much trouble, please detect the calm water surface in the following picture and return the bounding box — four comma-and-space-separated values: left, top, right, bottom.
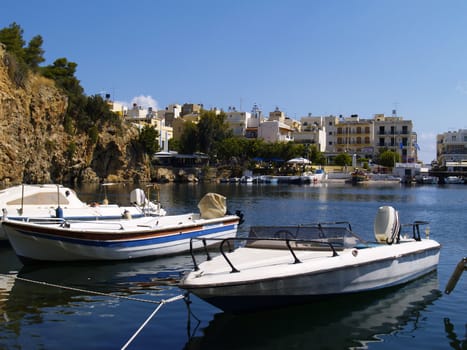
0, 182, 465, 349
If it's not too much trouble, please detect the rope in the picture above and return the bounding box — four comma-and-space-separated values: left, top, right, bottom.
121, 294, 186, 350
9, 274, 164, 304
1, 273, 188, 349
1, 272, 182, 305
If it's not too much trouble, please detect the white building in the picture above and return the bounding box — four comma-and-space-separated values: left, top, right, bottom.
225, 107, 251, 137
258, 120, 294, 143
125, 104, 156, 122
437, 129, 467, 165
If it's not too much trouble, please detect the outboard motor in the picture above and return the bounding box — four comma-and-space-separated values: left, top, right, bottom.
130, 188, 147, 206
374, 206, 400, 244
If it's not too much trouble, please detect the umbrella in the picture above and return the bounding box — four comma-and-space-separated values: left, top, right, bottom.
287, 157, 311, 164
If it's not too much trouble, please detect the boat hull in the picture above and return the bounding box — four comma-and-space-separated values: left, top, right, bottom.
3, 215, 239, 263
181, 240, 440, 312
0, 184, 166, 240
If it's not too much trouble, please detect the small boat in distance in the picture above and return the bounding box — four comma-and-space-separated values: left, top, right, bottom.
2, 193, 242, 264
179, 206, 440, 313
0, 184, 166, 240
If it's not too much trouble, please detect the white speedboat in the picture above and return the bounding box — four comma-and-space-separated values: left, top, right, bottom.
0, 184, 166, 240
444, 176, 464, 184
179, 206, 440, 312
2, 193, 242, 263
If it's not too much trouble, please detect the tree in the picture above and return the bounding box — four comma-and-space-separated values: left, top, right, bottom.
197, 110, 232, 156
42, 57, 86, 126
0, 22, 25, 60
84, 95, 121, 130
334, 153, 352, 166
378, 150, 400, 168
24, 35, 45, 70
139, 125, 160, 155
217, 137, 250, 163
0, 23, 45, 71
179, 121, 198, 154
306, 144, 326, 165
0, 23, 29, 86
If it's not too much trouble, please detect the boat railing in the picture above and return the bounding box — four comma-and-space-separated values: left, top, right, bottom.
21, 217, 66, 224
18, 217, 130, 230
400, 220, 430, 241
188, 235, 342, 273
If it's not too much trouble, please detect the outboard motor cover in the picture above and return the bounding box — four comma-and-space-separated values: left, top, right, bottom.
374, 206, 400, 243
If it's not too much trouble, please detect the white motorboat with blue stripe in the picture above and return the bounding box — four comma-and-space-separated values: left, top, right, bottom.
2, 193, 242, 263
180, 206, 440, 313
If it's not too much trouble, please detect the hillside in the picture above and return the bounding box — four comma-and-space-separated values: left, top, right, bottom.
0, 43, 151, 186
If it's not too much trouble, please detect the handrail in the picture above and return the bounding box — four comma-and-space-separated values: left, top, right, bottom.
189, 236, 340, 273
18, 217, 128, 230
401, 221, 429, 241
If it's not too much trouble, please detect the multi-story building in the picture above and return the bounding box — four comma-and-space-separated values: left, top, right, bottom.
125, 104, 157, 124
436, 129, 467, 165
268, 106, 286, 122
159, 104, 181, 127
373, 112, 417, 163
334, 115, 374, 158
180, 103, 202, 117
245, 104, 265, 139
294, 114, 327, 152
258, 120, 294, 143
225, 106, 251, 137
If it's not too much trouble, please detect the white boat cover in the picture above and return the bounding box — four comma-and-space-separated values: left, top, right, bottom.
198, 193, 227, 219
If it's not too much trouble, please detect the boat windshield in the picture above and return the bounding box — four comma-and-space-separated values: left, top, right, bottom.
246, 223, 366, 250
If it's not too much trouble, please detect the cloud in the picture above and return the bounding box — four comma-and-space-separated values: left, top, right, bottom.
455, 81, 467, 95
131, 95, 159, 110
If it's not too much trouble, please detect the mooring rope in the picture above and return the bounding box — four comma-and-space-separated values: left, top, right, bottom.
1, 273, 188, 349
121, 294, 186, 350
7, 274, 164, 304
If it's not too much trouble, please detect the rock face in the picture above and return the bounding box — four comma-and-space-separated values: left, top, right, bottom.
0, 44, 151, 186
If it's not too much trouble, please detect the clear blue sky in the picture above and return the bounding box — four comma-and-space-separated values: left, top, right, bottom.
3, 0, 467, 163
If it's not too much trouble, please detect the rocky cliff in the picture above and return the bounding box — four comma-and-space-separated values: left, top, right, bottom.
0, 43, 152, 186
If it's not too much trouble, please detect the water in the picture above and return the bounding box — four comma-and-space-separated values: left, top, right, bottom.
0, 182, 466, 349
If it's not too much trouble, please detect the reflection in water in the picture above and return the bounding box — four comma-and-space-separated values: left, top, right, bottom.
1, 184, 466, 349
444, 317, 467, 349
0, 253, 193, 346
185, 272, 442, 350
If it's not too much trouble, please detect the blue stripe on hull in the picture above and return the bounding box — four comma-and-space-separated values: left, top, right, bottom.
14, 223, 237, 248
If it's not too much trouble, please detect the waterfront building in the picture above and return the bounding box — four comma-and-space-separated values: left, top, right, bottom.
244, 104, 265, 139
334, 114, 374, 159
436, 129, 467, 165
294, 114, 327, 152
373, 112, 417, 163
225, 106, 251, 137
258, 120, 294, 143
155, 117, 173, 152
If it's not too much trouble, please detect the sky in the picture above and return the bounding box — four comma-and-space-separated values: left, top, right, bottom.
2, 0, 467, 163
